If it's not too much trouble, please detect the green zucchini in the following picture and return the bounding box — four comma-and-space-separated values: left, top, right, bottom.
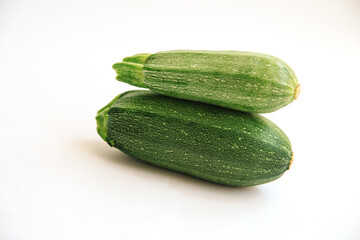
113, 50, 300, 113
96, 90, 293, 186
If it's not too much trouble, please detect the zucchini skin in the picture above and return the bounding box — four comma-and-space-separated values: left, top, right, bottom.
113, 50, 299, 113
96, 90, 293, 187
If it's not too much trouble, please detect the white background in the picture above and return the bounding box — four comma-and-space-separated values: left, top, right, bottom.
1, 0, 359, 239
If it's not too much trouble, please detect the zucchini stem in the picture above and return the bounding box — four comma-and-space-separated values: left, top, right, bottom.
113, 53, 151, 88
96, 94, 122, 144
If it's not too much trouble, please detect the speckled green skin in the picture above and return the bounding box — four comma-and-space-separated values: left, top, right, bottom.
96, 90, 292, 186
113, 50, 298, 113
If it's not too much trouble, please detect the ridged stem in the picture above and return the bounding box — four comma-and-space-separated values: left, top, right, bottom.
112, 53, 151, 88
96, 94, 121, 143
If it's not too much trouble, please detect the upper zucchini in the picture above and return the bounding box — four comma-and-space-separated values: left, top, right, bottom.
113, 50, 300, 113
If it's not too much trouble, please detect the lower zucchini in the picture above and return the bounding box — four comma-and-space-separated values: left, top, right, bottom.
96, 90, 293, 186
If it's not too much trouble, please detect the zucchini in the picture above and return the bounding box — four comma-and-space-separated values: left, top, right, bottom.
113, 50, 300, 113
96, 90, 293, 186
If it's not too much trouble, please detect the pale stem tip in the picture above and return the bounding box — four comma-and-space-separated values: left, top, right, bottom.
294, 84, 301, 99
289, 152, 294, 170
